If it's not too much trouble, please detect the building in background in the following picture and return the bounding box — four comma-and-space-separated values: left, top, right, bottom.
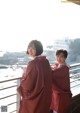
53, 37, 70, 52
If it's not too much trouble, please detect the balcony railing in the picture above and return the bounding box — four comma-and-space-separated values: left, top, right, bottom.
0, 63, 80, 113
70, 63, 80, 96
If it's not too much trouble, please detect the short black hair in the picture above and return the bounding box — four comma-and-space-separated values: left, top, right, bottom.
27, 40, 43, 56
56, 49, 68, 58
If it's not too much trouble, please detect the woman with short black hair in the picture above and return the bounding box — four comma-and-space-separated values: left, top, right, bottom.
17, 40, 52, 113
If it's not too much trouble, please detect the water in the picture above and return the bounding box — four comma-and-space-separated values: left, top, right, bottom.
0, 68, 23, 81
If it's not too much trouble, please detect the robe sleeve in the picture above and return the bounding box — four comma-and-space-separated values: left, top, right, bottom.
52, 66, 70, 91
17, 61, 38, 99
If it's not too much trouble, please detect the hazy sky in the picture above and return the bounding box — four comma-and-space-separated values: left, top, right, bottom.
0, 0, 80, 52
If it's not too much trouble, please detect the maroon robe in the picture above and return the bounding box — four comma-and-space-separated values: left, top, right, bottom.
50, 65, 72, 113
17, 56, 52, 113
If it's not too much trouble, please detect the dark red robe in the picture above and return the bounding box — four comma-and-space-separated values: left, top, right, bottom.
17, 56, 52, 113
50, 65, 72, 113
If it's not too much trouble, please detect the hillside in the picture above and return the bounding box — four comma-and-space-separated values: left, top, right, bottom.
0, 50, 55, 66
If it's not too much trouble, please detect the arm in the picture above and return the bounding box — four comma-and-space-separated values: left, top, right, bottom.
17, 61, 37, 99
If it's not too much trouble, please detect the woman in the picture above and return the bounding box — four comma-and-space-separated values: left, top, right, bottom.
17, 40, 52, 113
50, 49, 72, 113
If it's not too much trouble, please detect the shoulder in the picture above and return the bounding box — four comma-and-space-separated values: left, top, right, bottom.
63, 65, 69, 69
27, 60, 36, 69
59, 65, 69, 70
54, 65, 69, 72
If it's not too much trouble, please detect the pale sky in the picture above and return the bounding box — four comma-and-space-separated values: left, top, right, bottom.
0, 0, 80, 52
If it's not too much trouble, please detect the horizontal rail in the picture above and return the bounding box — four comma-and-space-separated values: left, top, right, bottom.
10, 110, 17, 113
70, 63, 80, 68
0, 85, 17, 90
70, 79, 80, 83
0, 77, 21, 83
0, 94, 17, 100
8, 102, 17, 106
70, 68, 80, 72
71, 84, 80, 88
0, 102, 17, 107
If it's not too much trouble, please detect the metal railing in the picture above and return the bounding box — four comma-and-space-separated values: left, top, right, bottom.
70, 63, 80, 97
0, 63, 80, 113
0, 77, 20, 113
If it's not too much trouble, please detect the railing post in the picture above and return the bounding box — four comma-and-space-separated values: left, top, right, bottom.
17, 79, 20, 113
